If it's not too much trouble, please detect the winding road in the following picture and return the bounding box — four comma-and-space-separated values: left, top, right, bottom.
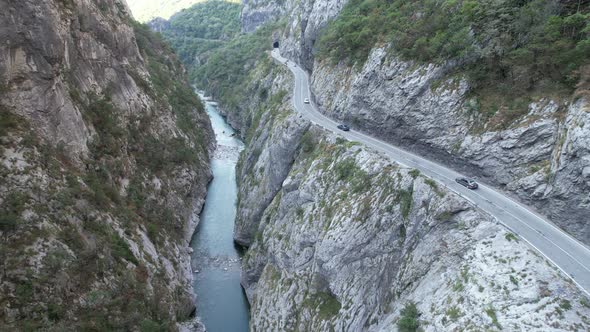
271, 49, 590, 296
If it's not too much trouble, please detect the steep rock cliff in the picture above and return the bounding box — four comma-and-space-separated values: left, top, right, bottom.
241, 0, 590, 244
0, 0, 213, 329
310, 49, 590, 244
233, 54, 590, 331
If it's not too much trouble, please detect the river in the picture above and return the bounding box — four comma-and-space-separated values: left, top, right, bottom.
190, 96, 249, 331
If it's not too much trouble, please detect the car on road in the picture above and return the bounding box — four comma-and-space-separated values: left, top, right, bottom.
337, 124, 350, 131
304, 98, 310, 104
455, 177, 478, 189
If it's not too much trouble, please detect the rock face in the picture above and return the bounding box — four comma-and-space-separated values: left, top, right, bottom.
232, 55, 590, 331
241, 0, 287, 33
310, 49, 590, 245
0, 0, 213, 329
242, 0, 590, 244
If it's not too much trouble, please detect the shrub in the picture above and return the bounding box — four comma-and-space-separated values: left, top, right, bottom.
0, 109, 23, 138
110, 234, 138, 265
435, 211, 453, 221
84, 94, 124, 158
317, 292, 341, 320
397, 188, 413, 219
505, 233, 518, 242
398, 302, 420, 332
300, 131, 317, 154
0, 192, 29, 232
146, 223, 158, 243
335, 158, 358, 181
296, 207, 305, 218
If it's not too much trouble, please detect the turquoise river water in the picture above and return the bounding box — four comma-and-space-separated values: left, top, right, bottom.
189, 99, 249, 331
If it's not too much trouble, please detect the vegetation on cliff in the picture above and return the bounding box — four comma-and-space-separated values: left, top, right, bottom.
157, 1, 242, 68
191, 21, 284, 109
317, 0, 590, 110
157, 1, 285, 112
0, 1, 211, 329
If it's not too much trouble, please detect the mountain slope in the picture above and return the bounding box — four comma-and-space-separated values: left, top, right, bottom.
244, 0, 590, 244
148, 1, 243, 80
0, 0, 213, 329
226, 48, 590, 331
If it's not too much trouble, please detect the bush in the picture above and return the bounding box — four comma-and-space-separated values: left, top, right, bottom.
110, 234, 138, 265
83, 94, 125, 158
335, 158, 358, 181
397, 188, 413, 219
0, 192, 29, 232
398, 302, 420, 332
0, 109, 23, 138
300, 131, 317, 154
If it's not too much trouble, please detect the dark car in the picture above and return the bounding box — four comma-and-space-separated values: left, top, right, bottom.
337, 124, 350, 131
455, 177, 478, 189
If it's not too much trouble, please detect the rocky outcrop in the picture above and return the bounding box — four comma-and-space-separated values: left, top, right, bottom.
310, 48, 590, 244
229, 56, 304, 246
233, 111, 309, 246
242, 0, 590, 244
233, 57, 590, 331
241, 0, 288, 33
0, 0, 213, 329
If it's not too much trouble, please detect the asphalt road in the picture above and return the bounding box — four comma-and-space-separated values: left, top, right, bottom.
271, 49, 590, 296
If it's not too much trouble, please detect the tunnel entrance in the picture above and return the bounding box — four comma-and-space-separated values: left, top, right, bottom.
273, 41, 279, 48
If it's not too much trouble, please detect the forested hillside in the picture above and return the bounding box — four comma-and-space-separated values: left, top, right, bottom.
155, 1, 242, 70
156, 1, 283, 113
317, 0, 590, 118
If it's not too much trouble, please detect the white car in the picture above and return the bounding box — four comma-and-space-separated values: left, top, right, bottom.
304, 98, 310, 104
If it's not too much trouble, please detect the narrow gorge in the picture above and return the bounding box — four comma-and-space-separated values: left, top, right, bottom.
1, 0, 590, 331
